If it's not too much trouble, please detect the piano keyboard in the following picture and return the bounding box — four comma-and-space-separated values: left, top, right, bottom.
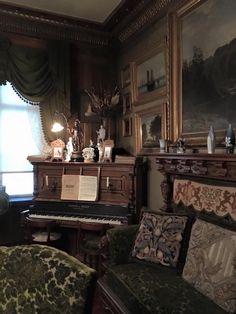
29, 213, 124, 226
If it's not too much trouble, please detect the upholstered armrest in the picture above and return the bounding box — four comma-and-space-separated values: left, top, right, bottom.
106, 224, 139, 265
0, 244, 96, 313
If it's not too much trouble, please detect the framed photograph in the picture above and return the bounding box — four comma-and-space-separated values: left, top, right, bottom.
122, 90, 132, 114
53, 147, 63, 158
133, 43, 167, 104
135, 103, 167, 154
169, 0, 236, 144
123, 117, 132, 137
121, 64, 131, 88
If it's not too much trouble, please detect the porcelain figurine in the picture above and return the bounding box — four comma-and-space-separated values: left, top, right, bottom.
65, 137, 73, 161
82, 147, 95, 163
176, 138, 186, 154
96, 125, 106, 143
225, 124, 235, 154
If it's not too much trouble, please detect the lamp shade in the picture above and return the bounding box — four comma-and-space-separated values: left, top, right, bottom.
51, 122, 64, 133
51, 111, 69, 134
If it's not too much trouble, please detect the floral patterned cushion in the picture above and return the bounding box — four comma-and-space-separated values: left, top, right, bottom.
182, 219, 236, 313
0, 244, 96, 314
132, 212, 188, 267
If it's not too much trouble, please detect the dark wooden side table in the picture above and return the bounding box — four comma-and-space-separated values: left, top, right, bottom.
97, 277, 130, 314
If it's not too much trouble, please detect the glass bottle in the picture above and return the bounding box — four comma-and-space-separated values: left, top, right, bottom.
225, 124, 235, 154
207, 125, 215, 154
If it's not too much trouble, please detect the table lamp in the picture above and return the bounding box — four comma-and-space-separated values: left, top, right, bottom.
50, 111, 69, 161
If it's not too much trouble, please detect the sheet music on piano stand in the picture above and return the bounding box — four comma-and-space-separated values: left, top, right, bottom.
61, 174, 99, 201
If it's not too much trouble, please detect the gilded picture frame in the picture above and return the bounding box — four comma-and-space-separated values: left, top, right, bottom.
122, 88, 132, 115
135, 103, 167, 154
103, 139, 114, 162
132, 43, 167, 105
169, 0, 236, 145
122, 117, 132, 137
121, 64, 131, 89
50, 139, 65, 161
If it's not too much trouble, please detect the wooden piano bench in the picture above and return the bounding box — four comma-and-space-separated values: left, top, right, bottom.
25, 217, 62, 249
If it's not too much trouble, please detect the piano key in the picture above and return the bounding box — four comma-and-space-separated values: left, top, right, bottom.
29, 213, 123, 225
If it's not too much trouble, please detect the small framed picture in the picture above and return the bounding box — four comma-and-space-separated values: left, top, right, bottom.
103, 139, 114, 162
53, 147, 63, 158
133, 42, 167, 105
50, 139, 65, 161
104, 146, 112, 158
121, 64, 131, 88
135, 103, 167, 154
123, 117, 132, 137
123, 92, 132, 115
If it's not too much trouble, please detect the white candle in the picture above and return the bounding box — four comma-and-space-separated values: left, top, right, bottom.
106, 177, 109, 188
46, 175, 48, 186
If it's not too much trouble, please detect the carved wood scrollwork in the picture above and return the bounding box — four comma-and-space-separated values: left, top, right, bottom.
190, 161, 207, 175
128, 171, 135, 216
160, 175, 172, 211
156, 154, 236, 181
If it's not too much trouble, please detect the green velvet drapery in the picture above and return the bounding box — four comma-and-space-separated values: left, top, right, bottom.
0, 37, 70, 143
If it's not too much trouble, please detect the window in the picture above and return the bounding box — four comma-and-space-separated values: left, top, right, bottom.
0, 82, 42, 196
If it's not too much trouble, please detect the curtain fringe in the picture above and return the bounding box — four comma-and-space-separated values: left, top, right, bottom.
10, 82, 40, 105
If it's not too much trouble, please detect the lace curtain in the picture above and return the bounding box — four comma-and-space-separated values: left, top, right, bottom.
27, 104, 51, 155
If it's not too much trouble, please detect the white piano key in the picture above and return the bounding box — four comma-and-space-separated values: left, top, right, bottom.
29, 213, 123, 225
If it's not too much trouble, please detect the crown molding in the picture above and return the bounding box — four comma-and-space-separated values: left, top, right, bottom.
0, 0, 179, 46
0, 4, 110, 46
115, 0, 176, 43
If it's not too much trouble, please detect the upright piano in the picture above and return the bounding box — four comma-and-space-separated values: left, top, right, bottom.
27, 157, 147, 255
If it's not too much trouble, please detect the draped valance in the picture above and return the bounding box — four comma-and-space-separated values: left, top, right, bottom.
0, 37, 70, 142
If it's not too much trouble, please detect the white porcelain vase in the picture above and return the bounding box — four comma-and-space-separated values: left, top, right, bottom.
207, 126, 215, 154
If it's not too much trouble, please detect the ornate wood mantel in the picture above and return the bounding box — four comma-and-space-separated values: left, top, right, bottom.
155, 153, 236, 210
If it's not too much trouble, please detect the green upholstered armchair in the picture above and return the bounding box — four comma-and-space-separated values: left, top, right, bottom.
0, 244, 96, 314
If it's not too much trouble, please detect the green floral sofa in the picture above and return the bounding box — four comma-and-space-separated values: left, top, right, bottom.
0, 244, 96, 314
98, 206, 236, 314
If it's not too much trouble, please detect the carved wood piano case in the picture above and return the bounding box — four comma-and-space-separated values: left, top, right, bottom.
28, 158, 147, 255
30, 158, 147, 223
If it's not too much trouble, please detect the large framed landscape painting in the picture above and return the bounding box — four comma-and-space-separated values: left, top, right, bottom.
170, 0, 236, 144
